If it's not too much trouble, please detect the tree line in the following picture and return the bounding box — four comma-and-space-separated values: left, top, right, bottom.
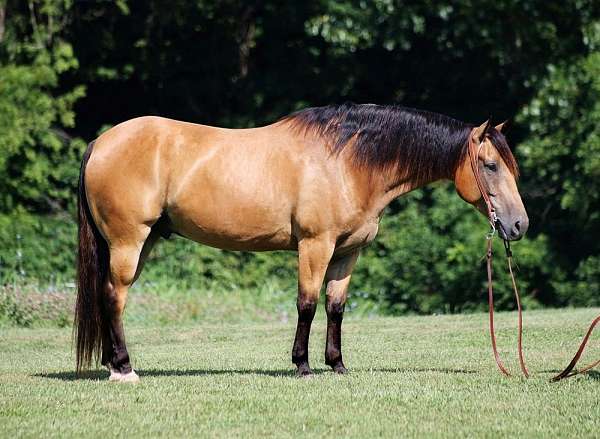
0, 0, 598, 313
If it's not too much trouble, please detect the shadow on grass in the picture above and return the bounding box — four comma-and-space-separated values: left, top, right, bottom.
35, 366, 477, 381
539, 369, 600, 381
35, 368, 321, 381
371, 367, 477, 374
588, 370, 600, 380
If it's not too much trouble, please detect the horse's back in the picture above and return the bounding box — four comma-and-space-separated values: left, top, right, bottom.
164, 119, 306, 250
84, 116, 336, 251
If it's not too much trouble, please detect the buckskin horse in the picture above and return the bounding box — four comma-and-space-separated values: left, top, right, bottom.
76, 103, 528, 383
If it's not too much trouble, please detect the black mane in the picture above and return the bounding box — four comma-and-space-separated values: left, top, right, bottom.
282, 103, 517, 183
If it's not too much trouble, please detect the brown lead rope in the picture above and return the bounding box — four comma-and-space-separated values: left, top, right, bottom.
550, 315, 600, 381
505, 246, 600, 382
468, 127, 599, 382
485, 237, 511, 376
491, 235, 599, 382
503, 240, 529, 378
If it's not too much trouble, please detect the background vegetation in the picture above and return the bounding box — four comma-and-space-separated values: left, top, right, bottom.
1, 0, 599, 325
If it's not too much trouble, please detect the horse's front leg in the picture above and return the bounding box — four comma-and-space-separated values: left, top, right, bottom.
292, 236, 335, 377
324, 251, 359, 374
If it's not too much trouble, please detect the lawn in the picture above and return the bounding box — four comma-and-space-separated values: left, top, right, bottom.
0, 307, 599, 438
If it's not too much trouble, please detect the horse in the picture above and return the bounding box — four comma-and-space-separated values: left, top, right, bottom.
75, 103, 528, 383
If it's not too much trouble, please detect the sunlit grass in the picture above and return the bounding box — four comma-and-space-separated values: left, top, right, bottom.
0, 308, 598, 438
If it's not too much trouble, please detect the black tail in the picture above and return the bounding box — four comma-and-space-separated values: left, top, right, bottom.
74, 141, 109, 372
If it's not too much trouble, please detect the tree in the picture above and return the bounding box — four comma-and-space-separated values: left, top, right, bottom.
0, 0, 85, 213
517, 22, 600, 305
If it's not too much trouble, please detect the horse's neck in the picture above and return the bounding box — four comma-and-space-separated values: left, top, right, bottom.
373, 159, 455, 213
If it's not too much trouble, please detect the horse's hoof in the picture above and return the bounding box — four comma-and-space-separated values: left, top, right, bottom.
107, 365, 122, 382
108, 371, 122, 381
108, 364, 139, 383
333, 364, 349, 374
326, 359, 348, 374
118, 370, 140, 383
295, 365, 314, 378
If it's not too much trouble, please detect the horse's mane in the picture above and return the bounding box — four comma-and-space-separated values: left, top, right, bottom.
282, 103, 518, 183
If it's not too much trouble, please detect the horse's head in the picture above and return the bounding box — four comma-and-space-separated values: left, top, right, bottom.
454, 120, 528, 241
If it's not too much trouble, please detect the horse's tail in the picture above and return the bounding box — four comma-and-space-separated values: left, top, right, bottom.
74, 141, 109, 372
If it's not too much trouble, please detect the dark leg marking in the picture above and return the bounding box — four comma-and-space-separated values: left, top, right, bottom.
325, 299, 347, 374
292, 299, 317, 377
100, 282, 133, 375
323, 250, 358, 374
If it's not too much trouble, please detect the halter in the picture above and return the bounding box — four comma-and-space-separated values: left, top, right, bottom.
467, 133, 497, 232
467, 127, 599, 382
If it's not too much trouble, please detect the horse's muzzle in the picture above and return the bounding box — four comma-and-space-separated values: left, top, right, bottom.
497, 216, 528, 241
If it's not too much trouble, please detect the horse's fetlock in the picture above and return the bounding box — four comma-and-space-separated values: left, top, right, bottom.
325, 347, 342, 366
111, 349, 132, 374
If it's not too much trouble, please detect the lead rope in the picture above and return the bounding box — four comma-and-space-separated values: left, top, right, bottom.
503, 240, 529, 378
468, 128, 599, 382
550, 316, 600, 381
486, 236, 511, 376
493, 236, 599, 381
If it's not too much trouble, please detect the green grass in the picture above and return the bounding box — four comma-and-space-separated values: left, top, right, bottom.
1, 308, 599, 438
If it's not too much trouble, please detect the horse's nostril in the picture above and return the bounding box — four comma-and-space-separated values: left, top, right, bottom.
511, 221, 521, 237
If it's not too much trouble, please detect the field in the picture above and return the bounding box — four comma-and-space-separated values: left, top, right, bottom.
1, 307, 599, 438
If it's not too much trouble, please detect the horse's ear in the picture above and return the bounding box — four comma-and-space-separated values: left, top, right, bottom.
495, 120, 508, 132
472, 120, 490, 142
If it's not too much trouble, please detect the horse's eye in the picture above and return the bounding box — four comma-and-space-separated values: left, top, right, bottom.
484, 162, 497, 172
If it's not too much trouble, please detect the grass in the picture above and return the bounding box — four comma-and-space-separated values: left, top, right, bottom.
0, 308, 599, 438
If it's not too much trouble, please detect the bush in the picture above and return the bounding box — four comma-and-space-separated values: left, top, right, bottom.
0, 211, 77, 285
0, 285, 72, 327
353, 186, 554, 314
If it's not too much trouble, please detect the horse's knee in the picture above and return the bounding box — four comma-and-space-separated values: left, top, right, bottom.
297, 297, 317, 321
326, 298, 345, 323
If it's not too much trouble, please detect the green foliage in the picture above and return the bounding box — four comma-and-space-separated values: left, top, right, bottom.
0, 211, 76, 284
0, 282, 296, 328
0, 285, 71, 327
517, 22, 600, 304
518, 48, 600, 228
0, 1, 598, 316
0, 0, 85, 212
353, 186, 552, 314
565, 256, 600, 307
141, 238, 297, 293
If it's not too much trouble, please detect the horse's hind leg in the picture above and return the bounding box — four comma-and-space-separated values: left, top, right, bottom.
324, 251, 359, 374
292, 236, 335, 377
101, 226, 154, 383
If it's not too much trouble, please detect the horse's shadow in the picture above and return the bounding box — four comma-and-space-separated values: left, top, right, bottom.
35, 366, 477, 381
35, 368, 600, 381
36, 368, 306, 381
